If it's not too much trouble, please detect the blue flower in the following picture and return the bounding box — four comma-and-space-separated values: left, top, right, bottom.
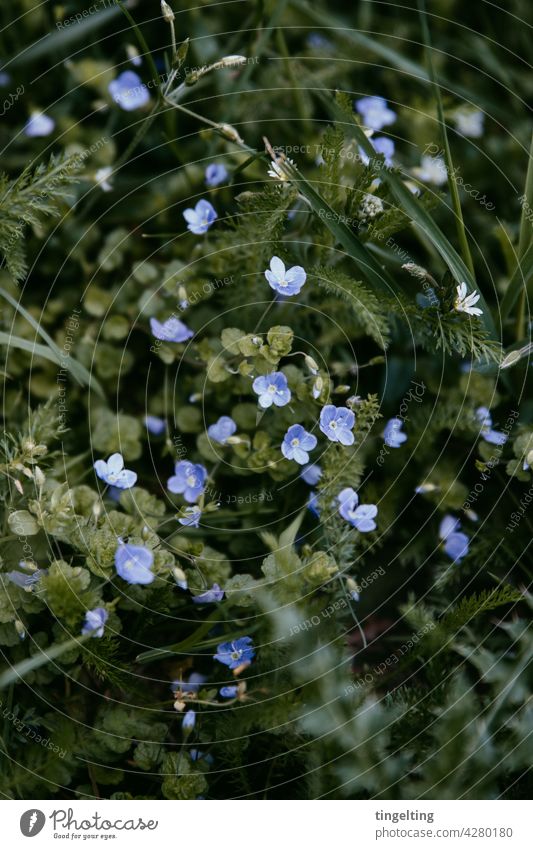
183, 199, 217, 234
252, 371, 291, 408
179, 505, 202, 527
359, 137, 395, 166
207, 416, 237, 444
355, 96, 396, 130
168, 461, 207, 502
319, 405, 355, 445
214, 636, 255, 669
94, 453, 137, 489
192, 583, 224, 603
108, 71, 150, 111
219, 685, 239, 698
6, 567, 46, 588
205, 163, 228, 187
308, 491, 320, 517
150, 316, 193, 343
383, 417, 407, 448
300, 463, 322, 485
24, 111, 55, 137
182, 710, 196, 731
338, 488, 378, 532
81, 607, 108, 638
281, 424, 317, 465
144, 415, 166, 435
115, 541, 154, 584
439, 515, 469, 562
172, 672, 206, 694
306, 33, 332, 49
475, 406, 507, 446
264, 256, 306, 296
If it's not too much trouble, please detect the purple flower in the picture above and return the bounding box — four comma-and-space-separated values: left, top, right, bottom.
355, 96, 396, 130
475, 406, 507, 447
94, 453, 137, 489
252, 371, 291, 408
319, 405, 355, 445
359, 137, 395, 167
207, 416, 237, 444
383, 417, 407, 448
300, 463, 322, 485
24, 111, 55, 137
281, 424, 317, 465
205, 163, 228, 187
179, 505, 202, 527
264, 256, 306, 296
144, 415, 166, 435
219, 685, 238, 698
81, 607, 108, 638
214, 636, 255, 669
150, 316, 193, 343
108, 71, 150, 111
182, 710, 196, 731
183, 199, 217, 235
338, 488, 378, 532
168, 461, 207, 502
115, 541, 154, 584
439, 515, 469, 562
192, 583, 224, 603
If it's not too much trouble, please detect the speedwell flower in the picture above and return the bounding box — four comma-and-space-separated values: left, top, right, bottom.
454, 282, 483, 317
168, 461, 207, 502
205, 163, 228, 187
94, 453, 137, 489
359, 136, 395, 167
252, 372, 291, 408
214, 636, 255, 669
439, 515, 469, 562
192, 583, 224, 603
338, 488, 378, 532
300, 463, 322, 485
319, 405, 355, 445
182, 710, 196, 732
264, 256, 306, 296
281, 425, 317, 465
475, 407, 507, 446
81, 607, 108, 638
115, 541, 154, 584
207, 416, 237, 444
150, 316, 194, 342
383, 417, 407, 448
354, 96, 396, 130
108, 71, 150, 110
179, 505, 202, 527
183, 199, 217, 234
219, 685, 239, 698
24, 111, 55, 137
144, 415, 166, 435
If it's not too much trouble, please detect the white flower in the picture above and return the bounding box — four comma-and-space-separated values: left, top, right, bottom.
95, 167, 113, 192
454, 109, 484, 139
412, 155, 448, 186
359, 193, 384, 220
454, 282, 483, 317
267, 157, 294, 182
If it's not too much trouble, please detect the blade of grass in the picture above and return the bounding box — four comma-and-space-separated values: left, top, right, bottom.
499, 239, 533, 321
0, 634, 91, 690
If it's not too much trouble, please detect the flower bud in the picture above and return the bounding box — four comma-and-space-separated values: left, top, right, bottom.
161, 0, 175, 22
218, 123, 243, 143
172, 565, 188, 589
304, 354, 319, 374
182, 709, 196, 734
15, 619, 26, 640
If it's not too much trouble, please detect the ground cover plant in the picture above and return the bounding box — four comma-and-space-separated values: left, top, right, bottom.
0, 0, 531, 800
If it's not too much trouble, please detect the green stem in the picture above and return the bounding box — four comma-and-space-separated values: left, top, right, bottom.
518, 131, 533, 259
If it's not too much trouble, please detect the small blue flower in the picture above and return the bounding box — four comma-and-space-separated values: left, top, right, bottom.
168, 461, 207, 502
190, 749, 214, 764
144, 415, 166, 435
475, 406, 507, 446
115, 541, 154, 584
183, 199, 217, 235
439, 515, 469, 562
81, 607, 108, 638
192, 583, 224, 603
383, 417, 407, 448
359, 137, 395, 166
150, 316, 193, 343
355, 96, 396, 130
219, 685, 239, 698
6, 567, 46, 588
108, 71, 150, 111
214, 636, 255, 669
207, 416, 237, 444
306, 33, 332, 50
252, 371, 291, 408
24, 111, 55, 137
264, 256, 306, 296
94, 453, 137, 489
182, 710, 196, 731
338, 488, 378, 532
205, 163, 228, 187
300, 463, 322, 485
172, 672, 206, 694
281, 424, 317, 465
308, 491, 320, 517
319, 405, 355, 445
179, 505, 202, 527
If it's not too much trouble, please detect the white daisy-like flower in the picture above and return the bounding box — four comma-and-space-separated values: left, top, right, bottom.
267, 157, 294, 182
454, 282, 483, 317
